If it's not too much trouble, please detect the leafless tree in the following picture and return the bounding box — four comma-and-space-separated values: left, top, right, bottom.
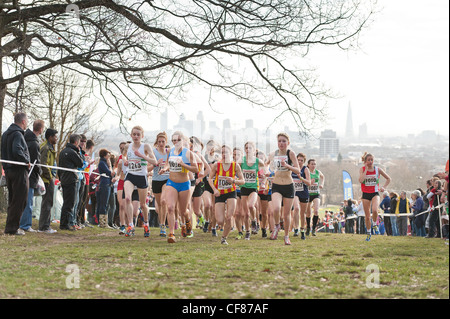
1, 0, 377, 136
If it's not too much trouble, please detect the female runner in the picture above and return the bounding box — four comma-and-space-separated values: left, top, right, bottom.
160, 131, 199, 243
123, 126, 158, 237
359, 152, 391, 241
306, 159, 324, 236
208, 145, 245, 245
292, 153, 311, 240
266, 133, 300, 245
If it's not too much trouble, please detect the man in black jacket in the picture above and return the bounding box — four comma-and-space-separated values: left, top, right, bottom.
19, 120, 45, 232
58, 134, 84, 231
1, 113, 31, 235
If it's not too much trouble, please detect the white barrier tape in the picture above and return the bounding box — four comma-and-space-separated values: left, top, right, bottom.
0, 159, 108, 178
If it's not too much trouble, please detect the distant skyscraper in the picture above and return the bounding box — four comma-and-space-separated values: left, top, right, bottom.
319, 129, 339, 158
160, 107, 168, 131
197, 111, 205, 134
245, 119, 253, 128
359, 123, 368, 139
345, 103, 354, 139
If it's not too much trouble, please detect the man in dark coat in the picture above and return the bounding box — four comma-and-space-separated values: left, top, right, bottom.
19, 120, 45, 232
1, 113, 31, 235
58, 134, 84, 231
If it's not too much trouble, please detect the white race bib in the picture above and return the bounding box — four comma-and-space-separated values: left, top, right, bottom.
293, 178, 304, 192
217, 176, 232, 190
242, 169, 257, 184
169, 156, 182, 172
274, 156, 288, 172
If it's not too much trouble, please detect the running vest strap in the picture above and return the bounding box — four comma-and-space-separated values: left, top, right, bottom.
241, 156, 259, 189
168, 147, 190, 173
294, 166, 309, 197
126, 144, 147, 176
273, 149, 292, 172
152, 148, 169, 181
361, 166, 380, 193
214, 161, 236, 195
308, 169, 321, 195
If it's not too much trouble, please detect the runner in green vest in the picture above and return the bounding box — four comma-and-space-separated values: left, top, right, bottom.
306, 159, 325, 236
240, 141, 265, 240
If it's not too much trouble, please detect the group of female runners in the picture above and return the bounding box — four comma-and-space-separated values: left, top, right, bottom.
112, 126, 391, 245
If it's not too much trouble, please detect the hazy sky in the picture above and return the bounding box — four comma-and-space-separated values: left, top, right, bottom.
116, 0, 448, 139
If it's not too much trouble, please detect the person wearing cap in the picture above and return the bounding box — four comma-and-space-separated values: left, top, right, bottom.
1, 113, 31, 235
38, 128, 58, 233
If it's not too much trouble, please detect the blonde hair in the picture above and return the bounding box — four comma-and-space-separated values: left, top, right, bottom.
277, 132, 290, 143
131, 126, 144, 137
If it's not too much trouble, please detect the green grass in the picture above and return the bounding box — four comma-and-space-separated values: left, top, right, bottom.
0, 216, 448, 299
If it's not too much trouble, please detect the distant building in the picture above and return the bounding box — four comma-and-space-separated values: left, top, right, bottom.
160, 107, 168, 131
345, 103, 354, 139
319, 129, 339, 158
359, 123, 368, 139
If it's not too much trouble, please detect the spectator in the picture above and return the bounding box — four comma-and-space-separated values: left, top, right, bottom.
58, 134, 84, 231
96, 148, 115, 228
411, 190, 426, 237
356, 199, 365, 234
395, 191, 410, 236
344, 199, 354, 234
389, 192, 399, 236
379, 191, 392, 236
19, 119, 44, 233
426, 179, 443, 238
78, 139, 95, 228
38, 128, 58, 233
1, 113, 31, 235
107, 153, 118, 228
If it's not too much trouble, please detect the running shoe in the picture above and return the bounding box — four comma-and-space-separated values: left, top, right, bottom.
119, 225, 126, 235
366, 231, 372, 242
306, 228, 310, 236
160, 226, 167, 237
293, 229, 299, 237
244, 231, 251, 240
235, 232, 244, 240
181, 225, 187, 238
251, 220, 257, 235
284, 236, 291, 245
221, 237, 229, 245
168, 233, 176, 243
203, 221, 209, 233
270, 224, 280, 240
198, 215, 205, 229
261, 228, 267, 238
186, 220, 192, 236
211, 228, 218, 237
300, 230, 306, 240
312, 229, 316, 236
144, 225, 150, 238
125, 226, 135, 237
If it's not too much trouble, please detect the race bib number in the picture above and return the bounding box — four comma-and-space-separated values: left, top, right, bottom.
242, 169, 257, 184
169, 156, 182, 172
293, 178, 304, 192
364, 176, 378, 187
128, 159, 144, 172
217, 176, 232, 190
309, 184, 319, 193
274, 156, 288, 172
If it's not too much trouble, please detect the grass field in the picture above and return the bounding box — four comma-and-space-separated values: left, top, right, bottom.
0, 213, 448, 301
